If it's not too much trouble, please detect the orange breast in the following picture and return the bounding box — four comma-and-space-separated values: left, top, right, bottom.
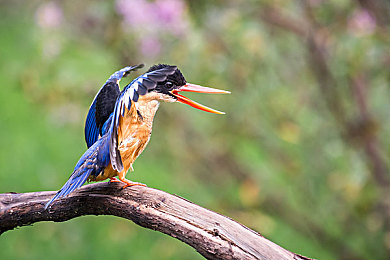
117, 104, 152, 172
90, 100, 155, 182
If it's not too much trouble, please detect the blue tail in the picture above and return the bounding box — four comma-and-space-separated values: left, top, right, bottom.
45, 135, 111, 209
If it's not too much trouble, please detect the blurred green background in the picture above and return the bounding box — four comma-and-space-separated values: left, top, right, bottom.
1, 0, 390, 259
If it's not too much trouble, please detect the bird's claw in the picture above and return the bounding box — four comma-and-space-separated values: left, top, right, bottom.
121, 181, 147, 189
109, 177, 121, 183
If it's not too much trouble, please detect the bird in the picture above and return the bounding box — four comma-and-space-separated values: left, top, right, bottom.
45, 64, 229, 209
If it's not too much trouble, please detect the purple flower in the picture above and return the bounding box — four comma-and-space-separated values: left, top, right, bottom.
117, 0, 187, 34
348, 9, 377, 36
155, 0, 187, 35
35, 2, 63, 29
116, 0, 155, 29
116, 0, 189, 57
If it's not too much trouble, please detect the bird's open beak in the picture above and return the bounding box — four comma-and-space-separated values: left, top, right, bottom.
171, 83, 230, 114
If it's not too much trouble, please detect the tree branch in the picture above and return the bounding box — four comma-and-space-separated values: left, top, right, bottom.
0, 182, 311, 260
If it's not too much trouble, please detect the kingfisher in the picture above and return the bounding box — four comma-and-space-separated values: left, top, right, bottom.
45, 64, 229, 209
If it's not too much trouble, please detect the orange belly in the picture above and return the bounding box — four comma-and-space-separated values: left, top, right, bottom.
89, 102, 154, 182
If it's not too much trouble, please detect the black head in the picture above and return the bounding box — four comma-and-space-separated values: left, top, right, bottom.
144, 63, 229, 114
147, 64, 186, 95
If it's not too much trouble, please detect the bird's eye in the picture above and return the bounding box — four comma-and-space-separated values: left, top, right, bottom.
165, 82, 174, 90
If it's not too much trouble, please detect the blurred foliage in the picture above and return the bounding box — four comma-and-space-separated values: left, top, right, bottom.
1, 0, 390, 259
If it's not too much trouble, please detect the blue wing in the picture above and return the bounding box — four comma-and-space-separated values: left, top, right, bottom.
84, 64, 144, 148
85, 99, 99, 148
108, 65, 177, 171
45, 134, 111, 209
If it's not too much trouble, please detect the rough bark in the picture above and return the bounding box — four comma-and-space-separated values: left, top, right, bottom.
0, 182, 311, 260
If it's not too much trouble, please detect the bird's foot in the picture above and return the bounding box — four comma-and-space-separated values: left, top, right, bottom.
119, 178, 147, 189
109, 177, 121, 183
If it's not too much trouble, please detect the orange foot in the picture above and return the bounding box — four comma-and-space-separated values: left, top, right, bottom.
118, 177, 147, 189
109, 177, 121, 183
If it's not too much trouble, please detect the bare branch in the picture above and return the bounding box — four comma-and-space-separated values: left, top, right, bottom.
0, 183, 312, 260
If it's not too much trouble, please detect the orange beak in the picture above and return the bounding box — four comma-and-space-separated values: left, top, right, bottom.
171, 83, 230, 114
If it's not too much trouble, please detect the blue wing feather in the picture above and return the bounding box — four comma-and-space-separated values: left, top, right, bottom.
45, 135, 111, 209
85, 99, 100, 148
84, 64, 144, 148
